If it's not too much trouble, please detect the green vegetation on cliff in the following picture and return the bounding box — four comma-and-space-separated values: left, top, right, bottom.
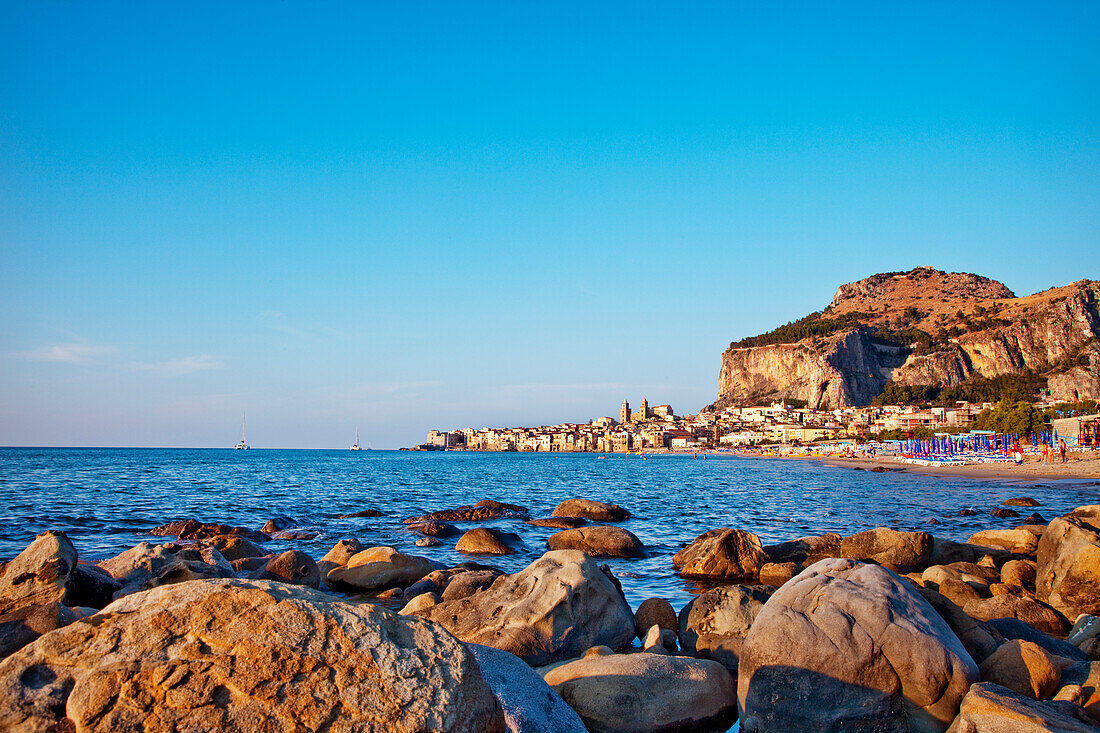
872, 372, 1048, 407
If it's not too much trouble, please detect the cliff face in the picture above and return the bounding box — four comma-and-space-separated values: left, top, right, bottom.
717, 269, 1100, 408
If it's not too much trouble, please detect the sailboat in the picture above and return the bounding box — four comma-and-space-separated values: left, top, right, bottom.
349, 429, 362, 451
235, 414, 250, 450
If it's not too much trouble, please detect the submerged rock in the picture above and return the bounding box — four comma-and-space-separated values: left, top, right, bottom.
0, 579, 506, 732
737, 558, 978, 733
546, 526, 646, 559
260, 516, 296, 533
406, 501, 527, 524
526, 517, 587, 529
410, 550, 634, 666
544, 651, 737, 733
673, 528, 769, 581
339, 508, 385, 518
407, 521, 461, 538
550, 499, 631, 522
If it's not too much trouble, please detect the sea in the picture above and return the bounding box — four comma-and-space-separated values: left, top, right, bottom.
1, 447, 1096, 611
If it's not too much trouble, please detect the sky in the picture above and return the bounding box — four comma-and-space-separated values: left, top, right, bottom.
2, 2, 1098, 448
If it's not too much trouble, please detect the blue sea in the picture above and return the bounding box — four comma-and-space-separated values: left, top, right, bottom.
1, 448, 1095, 610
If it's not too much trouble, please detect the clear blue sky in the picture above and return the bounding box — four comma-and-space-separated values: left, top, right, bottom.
2, 2, 1098, 448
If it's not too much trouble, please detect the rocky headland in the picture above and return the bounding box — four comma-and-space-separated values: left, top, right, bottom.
718, 267, 1100, 409
1, 498, 1100, 731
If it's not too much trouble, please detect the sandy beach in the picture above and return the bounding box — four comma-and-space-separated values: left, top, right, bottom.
819, 454, 1100, 481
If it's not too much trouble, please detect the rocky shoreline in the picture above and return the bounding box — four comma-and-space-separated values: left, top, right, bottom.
1, 498, 1099, 731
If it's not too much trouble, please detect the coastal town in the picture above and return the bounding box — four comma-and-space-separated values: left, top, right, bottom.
419, 397, 1020, 453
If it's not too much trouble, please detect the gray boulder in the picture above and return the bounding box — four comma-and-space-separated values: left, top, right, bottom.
465, 643, 586, 733
678, 584, 772, 671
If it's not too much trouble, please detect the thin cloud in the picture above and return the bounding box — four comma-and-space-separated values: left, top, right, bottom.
129, 355, 222, 375
14, 343, 116, 364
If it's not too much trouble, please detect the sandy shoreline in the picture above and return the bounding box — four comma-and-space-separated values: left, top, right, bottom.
813, 454, 1100, 481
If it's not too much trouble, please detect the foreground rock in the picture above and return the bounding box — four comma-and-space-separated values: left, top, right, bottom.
979, 639, 1065, 700
325, 546, 434, 592
738, 558, 978, 733
918, 588, 1005, 664
839, 527, 933, 573
0, 531, 77, 614
551, 499, 631, 522
547, 526, 646, 559
543, 649, 737, 733
1037, 506, 1100, 620
673, 528, 769, 581
410, 550, 634, 665
946, 682, 1096, 732
97, 541, 234, 597
456, 528, 523, 555
0, 579, 504, 732
465, 643, 586, 733
678, 585, 772, 670
0, 603, 80, 659
634, 598, 677, 641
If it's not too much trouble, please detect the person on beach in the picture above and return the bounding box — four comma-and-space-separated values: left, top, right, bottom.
1060, 439, 1068, 464
1041, 442, 1049, 464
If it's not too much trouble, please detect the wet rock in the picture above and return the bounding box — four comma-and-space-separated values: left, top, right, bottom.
268, 529, 317, 540
550, 499, 631, 523
678, 585, 772, 671
474, 500, 528, 512
544, 651, 737, 733
918, 587, 1005, 664
260, 516, 296, 533
0, 579, 506, 732
526, 517, 587, 529
203, 534, 266, 561
406, 501, 527, 524
1022, 512, 1048, 525
986, 618, 1089, 662
547, 526, 646, 559
738, 558, 978, 733
149, 518, 268, 543
763, 532, 842, 566
97, 541, 234, 597
411, 550, 635, 666
1059, 661, 1100, 723
673, 528, 769, 581
248, 549, 321, 588
965, 595, 1070, 637
979, 639, 1065, 700
417, 537, 440, 547
960, 508, 980, 516
325, 546, 435, 592
67, 562, 123, 609
317, 538, 365, 576
1005, 497, 1042, 507
0, 603, 79, 659
968, 529, 1040, 555
992, 507, 1022, 518
634, 597, 677, 641
758, 561, 798, 586
338, 508, 385, 518
456, 528, 523, 555
465, 643, 587, 733
838, 527, 933, 573
408, 521, 461, 538
946, 682, 1096, 732
1037, 506, 1100, 621
0, 531, 77, 614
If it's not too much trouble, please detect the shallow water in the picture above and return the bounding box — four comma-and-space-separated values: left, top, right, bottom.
1, 448, 1096, 611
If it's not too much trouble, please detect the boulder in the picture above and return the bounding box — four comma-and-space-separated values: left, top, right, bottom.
269, 529, 316, 541
417, 537, 440, 547
339, 509, 385, 519
325, 546, 434, 592
66, 562, 123, 609
678, 584, 772, 671
97, 542, 234, 597
968, 529, 1040, 555
965, 595, 1069, 637
400, 592, 439, 615
1005, 497, 1042, 507
931, 537, 983, 565
546, 526, 646, 559
465, 643, 587, 733
204, 534, 266, 561
550, 499, 631, 522
763, 532, 842, 566
634, 597, 677, 641
0, 579, 505, 732
643, 624, 677, 653
408, 521, 461, 538
149, 519, 268, 543
411, 550, 634, 666
0, 603, 79, 659
985, 618, 1089, 662
839, 527, 933, 573
404, 564, 503, 599
248, 550, 321, 588
946, 682, 1096, 732
979, 638, 1066, 700
544, 651, 737, 733
526, 517, 587, 529
1002, 559, 1038, 589
993, 508, 1022, 518
406, 501, 527, 524
1059, 661, 1100, 723
1037, 506, 1100, 620
456, 528, 523, 556
260, 516, 296, 533
919, 587, 1005, 664
441, 570, 502, 602
738, 558, 978, 733
673, 528, 769, 581
317, 538, 365, 575
0, 531, 77, 614
231, 556, 269, 573
758, 562, 797, 586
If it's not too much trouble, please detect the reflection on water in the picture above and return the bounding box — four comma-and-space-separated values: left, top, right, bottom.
1, 448, 1095, 611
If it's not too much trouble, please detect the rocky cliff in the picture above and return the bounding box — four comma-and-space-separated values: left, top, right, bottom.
717, 268, 1100, 408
